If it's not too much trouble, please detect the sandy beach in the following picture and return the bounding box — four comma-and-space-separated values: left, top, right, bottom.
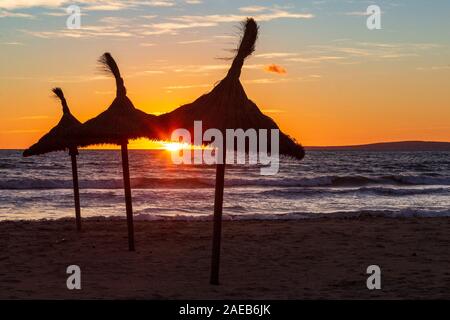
1, 217, 449, 299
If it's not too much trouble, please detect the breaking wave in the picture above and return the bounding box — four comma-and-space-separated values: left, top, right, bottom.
1, 174, 449, 190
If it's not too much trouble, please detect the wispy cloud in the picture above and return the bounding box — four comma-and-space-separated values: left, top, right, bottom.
244, 78, 290, 85
0, 10, 34, 18
177, 39, 210, 44
256, 52, 298, 59
171, 64, 228, 73
165, 84, 210, 90
139, 42, 156, 47
143, 21, 217, 35
344, 11, 370, 16
82, 1, 128, 11
416, 65, 450, 71
143, 8, 313, 35
185, 0, 202, 4
255, 42, 446, 66
239, 6, 268, 13
24, 22, 134, 38
0, 0, 175, 11
145, 0, 175, 7
0, 0, 65, 9
172, 9, 314, 25
2, 41, 25, 45
286, 55, 345, 63
19, 4, 314, 39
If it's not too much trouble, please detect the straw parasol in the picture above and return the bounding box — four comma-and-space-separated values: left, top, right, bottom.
23, 88, 83, 231
68, 53, 159, 251
158, 18, 305, 284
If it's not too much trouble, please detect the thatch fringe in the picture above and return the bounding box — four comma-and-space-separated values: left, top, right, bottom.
23, 88, 82, 157
67, 52, 160, 147
228, 18, 258, 79
52, 87, 70, 115
98, 52, 126, 96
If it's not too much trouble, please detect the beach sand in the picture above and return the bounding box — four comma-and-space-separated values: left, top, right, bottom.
1, 217, 450, 299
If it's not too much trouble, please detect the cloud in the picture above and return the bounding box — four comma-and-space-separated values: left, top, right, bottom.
344, 11, 370, 16
41, 10, 69, 16
0, 0, 65, 9
165, 84, 210, 90
185, 0, 202, 4
2, 41, 25, 45
46, 74, 110, 83
286, 55, 345, 63
239, 6, 267, 13
83, 2, 129, 11
142, 8, 313, 35
171, 64, 228, 73
256, 52, 298, 59
170, 8, 314, 26
256, 9, 313, 20
139, 42, 156, 47
0, 10, 34, 18
0, 0, 175, 11
26, 29, 134, 38
244, 78, 290, 84
416, 65, 450, 71
140, 0, 175, 7
19, 3, 314, 40
264, 64, 287, 75
148, 21, 217, 32
23, 20, 135, 38
177, 39, 210, 44
254, 42, 448, 67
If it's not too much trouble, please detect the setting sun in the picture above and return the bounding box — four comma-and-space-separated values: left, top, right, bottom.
163, 142, 191, 152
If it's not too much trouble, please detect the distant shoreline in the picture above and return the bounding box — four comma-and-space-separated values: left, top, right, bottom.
305, 141, 450, 151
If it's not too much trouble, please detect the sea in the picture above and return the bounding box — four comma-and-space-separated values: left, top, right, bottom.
1, 149, 449, 221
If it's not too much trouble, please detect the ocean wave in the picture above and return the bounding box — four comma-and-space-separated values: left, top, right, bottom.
1, 174, 449, 190
131, 208, 450, 221
227, 175, 450, 187
0, 177, 213, 190
255, 186, 450, 197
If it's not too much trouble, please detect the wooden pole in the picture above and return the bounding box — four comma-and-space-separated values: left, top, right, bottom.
121, 140, 135, 251
210, 146, 226, 285
69, 148, 82, 232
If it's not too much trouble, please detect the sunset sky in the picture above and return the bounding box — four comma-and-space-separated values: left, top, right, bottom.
1, 0, 449, 149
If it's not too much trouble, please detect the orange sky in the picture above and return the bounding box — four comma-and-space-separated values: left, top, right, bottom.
1, 0, 449, 149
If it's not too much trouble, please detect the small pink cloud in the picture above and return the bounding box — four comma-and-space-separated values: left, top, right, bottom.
264, 64, 287, 75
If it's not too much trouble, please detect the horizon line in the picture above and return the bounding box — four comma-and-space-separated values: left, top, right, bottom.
2, 140, 450, 151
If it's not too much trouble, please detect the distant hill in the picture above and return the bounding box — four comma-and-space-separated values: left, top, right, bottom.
305, 141, 450, 151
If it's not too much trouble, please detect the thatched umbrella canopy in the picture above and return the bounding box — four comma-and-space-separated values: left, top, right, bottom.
71, 53, 158, 146
23, 88, 83, 231
158, 18, 305, 285
68, 53, 158, 251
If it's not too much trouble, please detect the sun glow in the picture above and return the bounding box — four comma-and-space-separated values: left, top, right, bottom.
163, 142, 191, 151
